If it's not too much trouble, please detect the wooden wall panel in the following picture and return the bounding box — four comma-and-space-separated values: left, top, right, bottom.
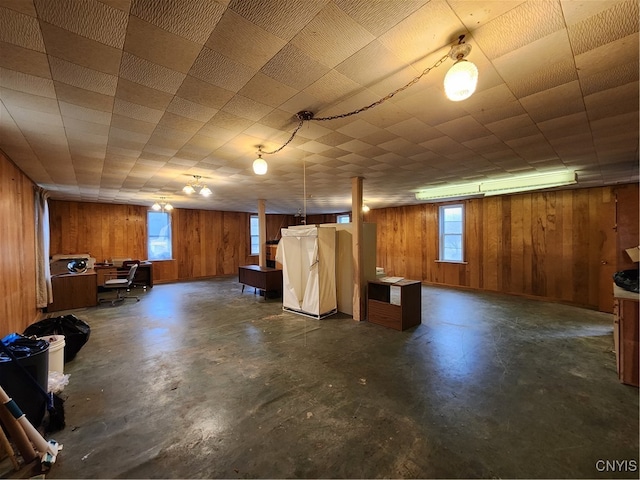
371, 185, 637, 311
0, 150, 39, 336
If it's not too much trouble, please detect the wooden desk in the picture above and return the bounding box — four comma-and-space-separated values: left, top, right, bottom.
47, 272, 97, 312
94, 263, 153, 288
367, 279, 422, 331
239, 265, 282, 299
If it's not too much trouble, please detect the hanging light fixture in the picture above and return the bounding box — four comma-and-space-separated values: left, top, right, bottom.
152, 197, 173, 212
183, 175, 212, 197
250, 35, 478, 162
362, 204, 370, 213
444, 35, 478, 102
253, 147, 268, 175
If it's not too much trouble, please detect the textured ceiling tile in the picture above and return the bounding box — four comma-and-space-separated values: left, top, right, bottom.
537, 111, 590, 140
190, 47, 256, 92
504, 57, 578, 99
120, 52, 186, 94
580, 58, 640, 95
1, 0, 37, 16
221, 95, 272, 122
205, 9, 285, 70
473, 0, 565, 60
229, 0, 327, 41
0, 41, 51, 78
115, 78, 173, 110
98, 0, 132, 12
59, 101, 112, 124
40, 22, 122, 74
0, 68, 55, 97
53, 81, 114, 111
303, 70, 361, 107
485, 114, 539, 142
0, 6, 45, 51
396, 85, 467, 126
261, 44, 331, 91
291, 3, 375, 69
519, 81, 585, 123
113, 97, 163, 123
378, 1, 461, 65
124, 15, 202, 73
385, 118, 440, 144
335, 40, 406, 88
157, 111, 204, 135
49, 56, 117, 95
584, 81, 639, 121
34, 0, 129, 48
238, 73, 297, 108
568, 0, 638, 55
167, 97, 218, 123
574, 33, 639, 80
334, 0, 428, 37
207, 111, 254, 133
130, 0, 225, 43
175, 75, 235, 110
357, 102, 413, 129
1, 88, 59, 116
435, 115, 492, 143
448, 1, 526, 30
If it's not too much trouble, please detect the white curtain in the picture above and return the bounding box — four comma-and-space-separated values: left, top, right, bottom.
34, 186, 52, 307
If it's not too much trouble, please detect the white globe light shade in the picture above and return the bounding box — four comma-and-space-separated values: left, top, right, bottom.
444, 59, 478, 101
253, 157, 268, 175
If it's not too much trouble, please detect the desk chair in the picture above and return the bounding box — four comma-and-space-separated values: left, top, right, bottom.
99, 263, 140, 306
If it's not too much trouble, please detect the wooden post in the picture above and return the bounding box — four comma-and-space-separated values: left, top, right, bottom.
258, 199, 266, 268
352, 177, 364, 321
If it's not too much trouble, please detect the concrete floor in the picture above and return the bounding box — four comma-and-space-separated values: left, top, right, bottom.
4, 277, 638, 479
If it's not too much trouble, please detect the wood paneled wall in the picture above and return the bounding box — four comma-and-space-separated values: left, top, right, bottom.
368, 185, 638, 311
0, 150, 38, 336
48, 202, 302, 284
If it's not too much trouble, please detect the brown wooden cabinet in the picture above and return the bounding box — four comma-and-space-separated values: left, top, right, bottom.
239, 265, 282, 298
367, 279, 421, 331
47, 272, 97, 312
613, 294, 639, 387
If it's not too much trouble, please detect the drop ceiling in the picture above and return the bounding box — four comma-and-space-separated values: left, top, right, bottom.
0, 0, 638, 214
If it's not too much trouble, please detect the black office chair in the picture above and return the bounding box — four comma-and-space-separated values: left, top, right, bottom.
99, 263, 140, 306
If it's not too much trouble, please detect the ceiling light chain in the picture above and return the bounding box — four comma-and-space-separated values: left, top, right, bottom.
259, 53, 449, 158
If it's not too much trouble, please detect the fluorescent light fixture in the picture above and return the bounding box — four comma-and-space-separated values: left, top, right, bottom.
415, 183, 481, 201
480, 171, 577, 196
415, 171, 577, 201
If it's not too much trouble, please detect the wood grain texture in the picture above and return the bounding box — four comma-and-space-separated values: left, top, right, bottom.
368, 185, 637, 311
0, 150, 39, 336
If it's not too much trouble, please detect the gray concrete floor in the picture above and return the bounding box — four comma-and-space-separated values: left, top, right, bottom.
4, 277, 639, 479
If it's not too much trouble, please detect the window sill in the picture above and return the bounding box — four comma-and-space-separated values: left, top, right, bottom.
435, 260, 468, 265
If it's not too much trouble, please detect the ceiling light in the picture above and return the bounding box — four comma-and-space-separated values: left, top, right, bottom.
415, 171, 577, 201
183, 175, 211, 197
362, 204, 370, 213
250, 36, 478, 161
253, 148, 268, 175
480, 171, 577, 196
444, 36, 478, 102
152, 198, 173, 212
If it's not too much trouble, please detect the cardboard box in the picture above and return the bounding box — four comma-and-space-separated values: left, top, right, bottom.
625, 246, 640, 263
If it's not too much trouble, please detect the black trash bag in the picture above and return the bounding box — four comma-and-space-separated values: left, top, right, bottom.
24, 315, 90, 363
613, 269, 639, 294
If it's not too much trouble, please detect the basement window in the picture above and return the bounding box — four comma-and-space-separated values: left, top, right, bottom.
439, 204, 464, 262
250, 214, 259, 256
337, 214, 350, 223
147, 211, 172, 260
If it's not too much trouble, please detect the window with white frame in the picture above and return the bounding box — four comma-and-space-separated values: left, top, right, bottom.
337, 214, 350, 223
147, 211, 172, 260
439, 204, 464, 262
250, 214, 259, 255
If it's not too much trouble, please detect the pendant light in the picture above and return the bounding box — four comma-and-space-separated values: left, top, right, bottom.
444, 35, 478, 102
253, 147, 268, 175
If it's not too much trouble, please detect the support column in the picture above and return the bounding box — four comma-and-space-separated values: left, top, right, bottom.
258, 199, 266, 268
352, 177, 364, 321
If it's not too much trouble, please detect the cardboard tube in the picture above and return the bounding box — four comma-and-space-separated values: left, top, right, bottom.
0, 418, 20, 470
0, 403, 37, 463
